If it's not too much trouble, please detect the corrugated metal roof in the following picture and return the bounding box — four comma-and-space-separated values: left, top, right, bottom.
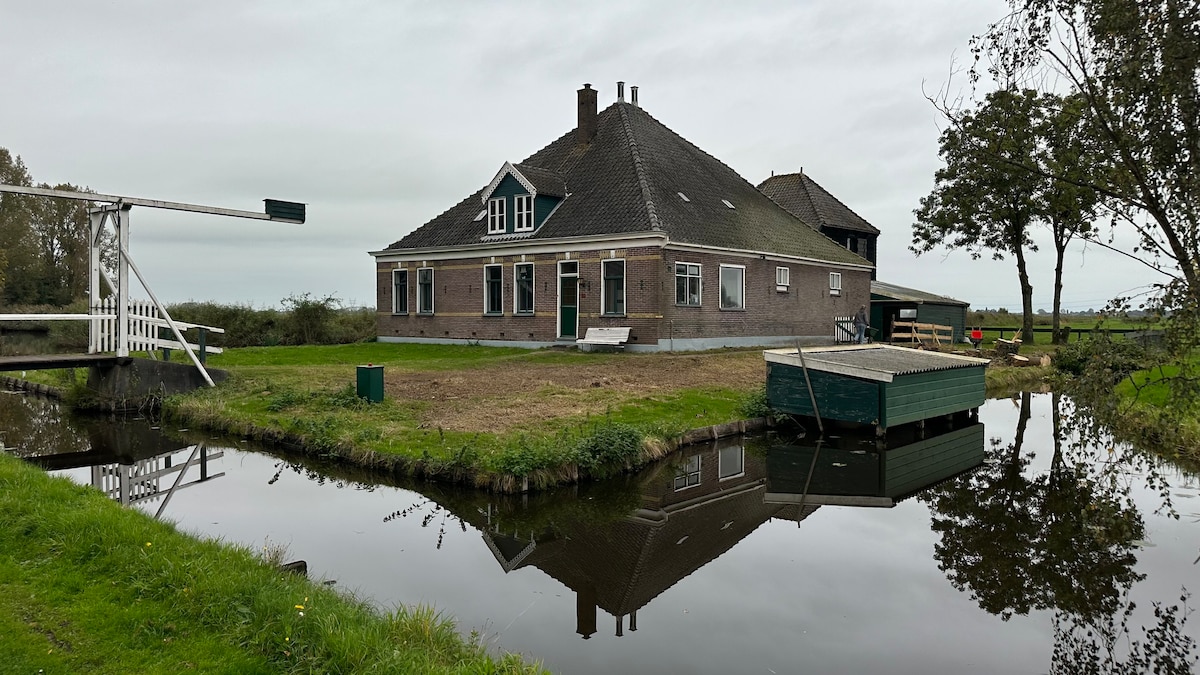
764, 344, 988, 382
871, 280, 969, 306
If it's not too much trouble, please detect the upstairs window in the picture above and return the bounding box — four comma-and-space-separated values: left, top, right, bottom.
776, 266, 790, 291
392, 268, 408, 314
719, 264, 745, 310
675, 262, 701, 306
484, 264, 503, 314
514, 194, 534, 232
514, 263, 535, 314
829, 272, 842, 296
417, 267, 435, 314
487, 197, 506, 234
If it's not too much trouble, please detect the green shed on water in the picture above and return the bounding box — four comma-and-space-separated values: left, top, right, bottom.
764, 345, 989, 432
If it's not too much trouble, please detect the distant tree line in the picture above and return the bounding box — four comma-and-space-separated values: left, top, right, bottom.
0, 147, 105, 307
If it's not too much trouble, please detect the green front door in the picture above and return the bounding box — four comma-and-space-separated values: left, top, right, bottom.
559, 261, 579, 339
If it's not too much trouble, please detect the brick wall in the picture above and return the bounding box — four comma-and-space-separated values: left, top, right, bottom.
375, 245, 870, 346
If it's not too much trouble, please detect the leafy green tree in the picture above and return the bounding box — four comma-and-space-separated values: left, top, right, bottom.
1041, 94, 1100, 343
914, 88, 1046, 342
974, 0, 1200, 392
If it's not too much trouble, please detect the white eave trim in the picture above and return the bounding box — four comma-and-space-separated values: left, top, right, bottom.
664, 241, 875, 272
481, 161, 537, 203
370, 231, 668, 261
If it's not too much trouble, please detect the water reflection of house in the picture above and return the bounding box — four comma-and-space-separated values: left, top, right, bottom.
481, 439, 815, 639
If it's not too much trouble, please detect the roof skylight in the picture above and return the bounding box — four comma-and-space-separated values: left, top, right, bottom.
678, 192, 690, 202
474, 209, 487, 222
721, 199, 735, 209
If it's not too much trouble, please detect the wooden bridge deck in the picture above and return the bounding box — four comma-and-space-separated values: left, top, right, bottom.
0, 353, 124, 371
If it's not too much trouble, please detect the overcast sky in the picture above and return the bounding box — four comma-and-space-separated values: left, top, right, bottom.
0, 0, 1157, 312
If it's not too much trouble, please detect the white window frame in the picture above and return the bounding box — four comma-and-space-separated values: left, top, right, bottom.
514, 262, 535, 315
392, 268, 408, 315
514, 194, 534, 232
718, 446, 745, 481
417, 267, 435, 314
829, 271, 842, 297
719, 264, 745, 310
487, 197, 506, 234
673, 454, 702, 491
601, 258, 626, 317
775, 266, 790, 292
483, 264, 503, 315
675, 262, 702, 307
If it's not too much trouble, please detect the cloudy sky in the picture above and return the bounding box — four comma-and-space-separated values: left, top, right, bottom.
0, 0, 1157, 312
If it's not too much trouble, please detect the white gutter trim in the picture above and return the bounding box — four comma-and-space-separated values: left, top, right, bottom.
663, 241, 874, 271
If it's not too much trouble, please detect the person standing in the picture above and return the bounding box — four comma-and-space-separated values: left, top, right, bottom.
852, 304, 869, 344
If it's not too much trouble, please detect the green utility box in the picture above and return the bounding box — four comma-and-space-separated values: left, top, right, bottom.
356, 365, 384, 403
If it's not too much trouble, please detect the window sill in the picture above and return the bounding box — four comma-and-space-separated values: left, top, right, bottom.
776, 286, 789, 293
392, 312, 409, 316
417, 312, 435, 316
483, 312, 504, 317
719, 307, 746, 312
514, 312, 535, 317
601, 313, 627, 318
674, 303, 702, 308
829, 290, 842, 296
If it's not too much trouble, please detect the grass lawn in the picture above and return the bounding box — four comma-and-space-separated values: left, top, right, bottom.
0, 453, 543, 674
21, 342, 1052, 489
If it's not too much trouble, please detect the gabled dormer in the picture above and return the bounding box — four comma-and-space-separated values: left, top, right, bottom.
478, 161, 565, 236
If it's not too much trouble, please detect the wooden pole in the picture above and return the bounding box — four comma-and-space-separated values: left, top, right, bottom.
794, 339, 824, 436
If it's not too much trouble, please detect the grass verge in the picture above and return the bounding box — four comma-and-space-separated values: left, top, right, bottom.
0, 453, 544, 674
11, 344, 1053, 490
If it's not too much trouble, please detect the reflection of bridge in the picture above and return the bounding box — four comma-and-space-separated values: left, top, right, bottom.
90, 444, 224, 518
20, 415, 225, 519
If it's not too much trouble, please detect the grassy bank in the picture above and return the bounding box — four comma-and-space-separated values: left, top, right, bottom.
0, 453, 543, 674
22, 343, 1052, 491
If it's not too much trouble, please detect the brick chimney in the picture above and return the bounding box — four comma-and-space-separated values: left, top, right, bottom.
577, 83, 597, 145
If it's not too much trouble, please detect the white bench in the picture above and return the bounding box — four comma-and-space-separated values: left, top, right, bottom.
576, 327, 631, 350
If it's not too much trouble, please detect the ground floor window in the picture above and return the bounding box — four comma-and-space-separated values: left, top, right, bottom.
675, 262, 701, 306
719, 264, 745, 310
515, 263, 534, 314
418, 267, 434, 314
484, 264, 503, 315
392, 268, 408, 314
602, 259, 625, 316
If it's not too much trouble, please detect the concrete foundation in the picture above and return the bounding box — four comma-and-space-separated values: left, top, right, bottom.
87, 358, 227, 404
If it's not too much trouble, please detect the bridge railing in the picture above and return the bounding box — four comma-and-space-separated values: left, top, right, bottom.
91, 297, 225, 363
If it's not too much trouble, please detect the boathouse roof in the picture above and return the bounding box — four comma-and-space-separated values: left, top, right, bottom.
763, 344, 989, 383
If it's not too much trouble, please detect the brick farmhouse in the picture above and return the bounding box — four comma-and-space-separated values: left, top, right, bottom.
370, 84, 873, 351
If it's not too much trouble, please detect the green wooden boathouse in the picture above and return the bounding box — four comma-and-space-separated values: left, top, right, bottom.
764, 344, 989, 432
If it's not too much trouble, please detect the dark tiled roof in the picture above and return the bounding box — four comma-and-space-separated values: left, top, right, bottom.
758, 172, 881, 236
381, 104, 870, 267
512, 163, 565, 198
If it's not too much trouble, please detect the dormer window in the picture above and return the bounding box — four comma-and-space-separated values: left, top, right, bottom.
514, 194, 533, 232
487, 198, 505, 234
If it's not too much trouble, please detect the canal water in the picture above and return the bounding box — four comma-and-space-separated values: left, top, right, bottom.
2, 391, 1198, 674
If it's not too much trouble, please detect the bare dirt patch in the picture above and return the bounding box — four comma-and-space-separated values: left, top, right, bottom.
385, 350, 766, 432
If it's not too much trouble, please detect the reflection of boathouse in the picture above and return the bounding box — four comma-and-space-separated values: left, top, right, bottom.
482, 439, 815, 639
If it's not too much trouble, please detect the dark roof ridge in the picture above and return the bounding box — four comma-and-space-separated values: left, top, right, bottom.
757, 180, 818, 230
617, 102, 662, 232
802, 172, 879, 235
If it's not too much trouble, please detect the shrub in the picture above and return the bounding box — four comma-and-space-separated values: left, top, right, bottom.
1055, 337, 1148, 379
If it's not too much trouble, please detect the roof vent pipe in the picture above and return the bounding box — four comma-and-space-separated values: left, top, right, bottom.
577, 83, 598, 145
617, 81, 625, 102
630, 85, 639, 107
